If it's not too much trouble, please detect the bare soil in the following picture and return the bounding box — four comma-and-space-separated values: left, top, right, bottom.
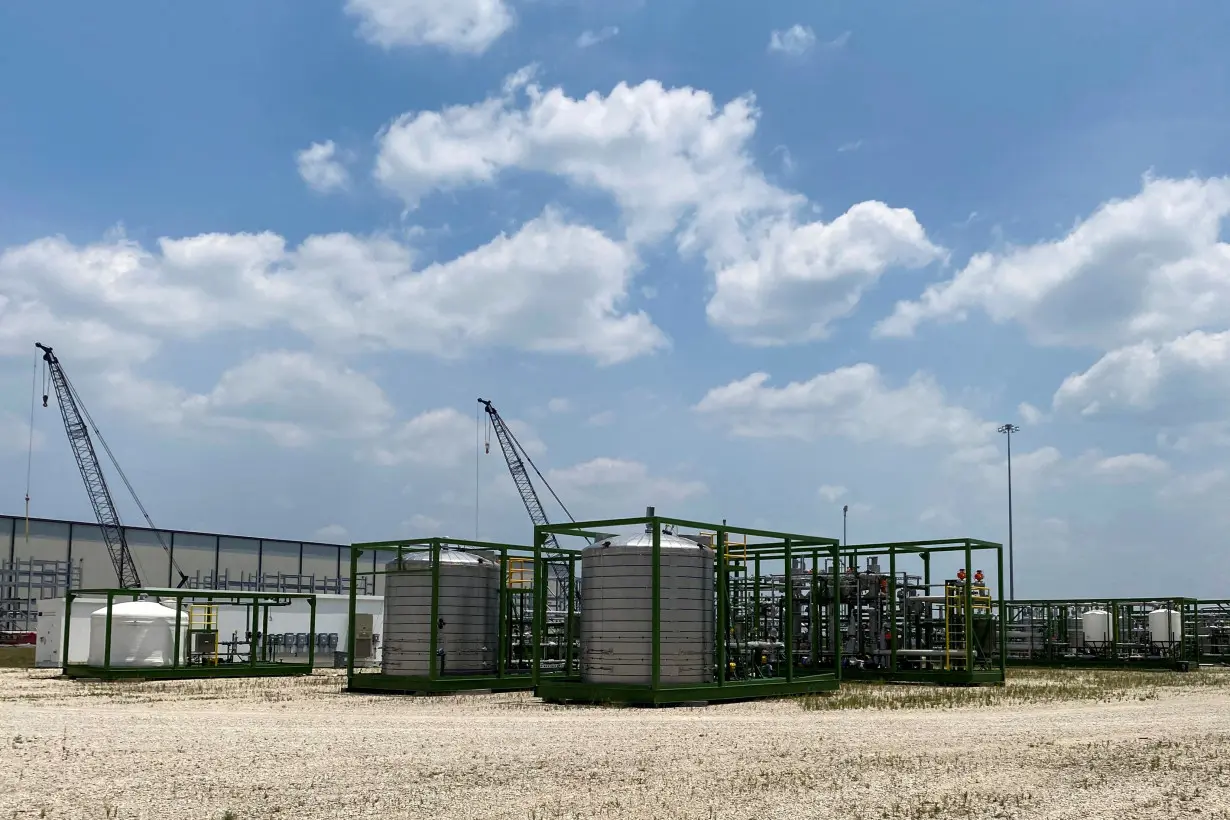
2, 668, 1229, 819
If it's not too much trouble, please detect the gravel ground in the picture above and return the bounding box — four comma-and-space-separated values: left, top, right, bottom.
2, 669, 1230, 820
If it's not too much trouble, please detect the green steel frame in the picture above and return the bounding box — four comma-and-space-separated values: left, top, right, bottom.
345, 536, 578, 695
836, 539, 1006, 685
532, 513, 843, 706
999, 597, 1198, 670
62, 588, 317, 681
1194, 599, 1230, 664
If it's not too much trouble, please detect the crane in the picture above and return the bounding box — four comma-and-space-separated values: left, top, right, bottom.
478, 398, 584, 589
35, 342, 187, 589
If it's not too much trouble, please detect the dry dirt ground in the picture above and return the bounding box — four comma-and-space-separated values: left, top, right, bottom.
2, 668, 1230, 820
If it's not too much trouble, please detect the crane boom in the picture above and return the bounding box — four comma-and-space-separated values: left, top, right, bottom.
36, 343, 142, 588
35, 343, 187, 590
478, 398, 563, 550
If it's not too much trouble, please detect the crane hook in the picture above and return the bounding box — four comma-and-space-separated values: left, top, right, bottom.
42, 394, 48, 408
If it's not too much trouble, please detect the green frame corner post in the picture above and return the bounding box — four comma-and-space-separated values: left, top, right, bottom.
307, 596, 316, 669
716, 526, 727, 688
173, 602, 183, 670
566, 557, 576, 675
888, 546, 897, 674
650, 515, 661, 692
831, 544, 841, 679
497, 548, 508, 680
783, 537, 793, 684
532, 529, 544, 687
428, 539, 441, 680
346, 544, 360, 683
997, 542, 1007, 679
61, 590, 75, 674
103, 590, 115, 676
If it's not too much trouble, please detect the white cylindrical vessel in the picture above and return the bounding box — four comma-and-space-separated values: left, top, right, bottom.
1081, 609, 1110, 645
382, 549, 499, 676
1149, 608, 1182, 645
580, 531, 715, 685
87, 600, 186, 667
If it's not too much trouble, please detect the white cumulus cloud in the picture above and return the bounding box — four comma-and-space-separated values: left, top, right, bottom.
374, 74, 943, 345
296, 140, 351, 193
546, 457, 707, 507
345, 0, 513, 54
876, 175, 1230, 348
0, 210, 665, 367
768, 25, 816, 57
694, 364, 997, 453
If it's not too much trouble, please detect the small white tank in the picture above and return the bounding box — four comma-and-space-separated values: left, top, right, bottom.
1149, 608, 1182, 645
1081, 609, 1110, 645
87, 600, 186, 667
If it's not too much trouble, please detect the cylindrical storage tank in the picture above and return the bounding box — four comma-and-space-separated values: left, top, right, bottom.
581, 531, 715, 685
382, 549, 499, 676
1081, 609, 1110, 645
87, 600, 186, 667
1149, 608, 1182, 645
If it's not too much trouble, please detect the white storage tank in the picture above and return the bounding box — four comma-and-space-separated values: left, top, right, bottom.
87, 600, 186, 668
1081, 608, 1111, 645
1149, 608, 1182, 645
382, 549, 499, 676
580, 529, 715, 685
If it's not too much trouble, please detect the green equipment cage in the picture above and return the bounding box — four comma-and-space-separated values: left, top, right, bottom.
531, 509, 844, 706
62, 588, 318, 681
998, 597, 1197, 670
834, 539, 1007, 685
345, 536, 577, 694
1194, 599, 1230, 664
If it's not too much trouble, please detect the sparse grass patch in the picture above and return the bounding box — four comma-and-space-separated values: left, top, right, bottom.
799, 667, 1230, 711
0, 647, 34, 668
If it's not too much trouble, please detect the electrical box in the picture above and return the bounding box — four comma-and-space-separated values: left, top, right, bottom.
191, 631, 218, 656
353, 612, 374, 659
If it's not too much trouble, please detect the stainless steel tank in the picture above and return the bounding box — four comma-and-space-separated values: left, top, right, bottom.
580, 530, 715, 685
382, 549, 499, 676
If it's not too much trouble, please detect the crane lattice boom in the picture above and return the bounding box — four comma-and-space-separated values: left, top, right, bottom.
36, 343, 142, 588
478, 398, 562, 551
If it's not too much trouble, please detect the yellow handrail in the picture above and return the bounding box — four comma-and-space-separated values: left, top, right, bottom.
508, 557, 533, 589
699, 531, 748, 563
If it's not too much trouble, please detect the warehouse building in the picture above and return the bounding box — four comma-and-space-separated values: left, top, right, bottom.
0, 513, 381, 632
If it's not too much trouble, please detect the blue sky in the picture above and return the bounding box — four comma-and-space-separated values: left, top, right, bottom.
2, 0, 1230, 597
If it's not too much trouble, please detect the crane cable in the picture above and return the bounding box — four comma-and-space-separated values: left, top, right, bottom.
23, 351, 38, 542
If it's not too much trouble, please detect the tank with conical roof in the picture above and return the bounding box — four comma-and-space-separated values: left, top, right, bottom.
382, 548, 499, 676
580, 523, 715, 685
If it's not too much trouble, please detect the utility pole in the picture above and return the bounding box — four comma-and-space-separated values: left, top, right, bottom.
997, 423, 1020, 601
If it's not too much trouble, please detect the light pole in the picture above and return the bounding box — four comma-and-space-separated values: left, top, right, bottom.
997, 423, 1020, 600
843, 504, 850, 568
